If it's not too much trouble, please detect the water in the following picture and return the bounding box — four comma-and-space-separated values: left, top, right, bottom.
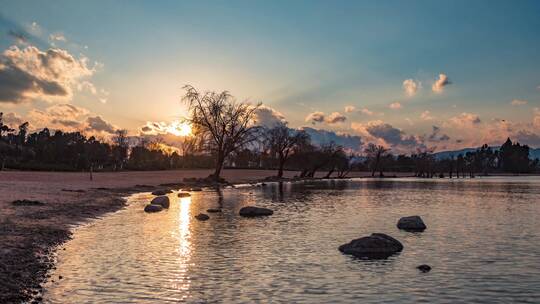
43, 177, 540, 303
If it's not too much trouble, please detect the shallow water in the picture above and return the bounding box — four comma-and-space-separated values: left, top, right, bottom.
43, 177, 540, 303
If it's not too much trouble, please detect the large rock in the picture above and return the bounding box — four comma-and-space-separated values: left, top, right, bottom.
339, 233, 403, 259
239, 206, 273, 217
144, 204, 163, 213
151, 196, 170, 208
152, 189, 172, 196
397, 216, 427, 232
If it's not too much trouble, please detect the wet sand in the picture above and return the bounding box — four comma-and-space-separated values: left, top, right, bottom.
0, 169, 411, 303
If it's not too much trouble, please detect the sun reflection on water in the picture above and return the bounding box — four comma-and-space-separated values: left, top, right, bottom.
173, 196, 192, 299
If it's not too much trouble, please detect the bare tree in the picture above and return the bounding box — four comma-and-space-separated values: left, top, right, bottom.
112, 129, 129, 170
264, 123, 310, 178
364, 143, 390, 177
182, 85, 261, 181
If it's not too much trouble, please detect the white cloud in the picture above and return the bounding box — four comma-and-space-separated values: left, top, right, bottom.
402, 79, 420, 97
305, 111, 325, 124
420, 110, 433, 121
510, 99, 527, 106
448, 112, 481, 126
49, 33, 67, 42
254, 105, 286, 127
0, 45, 97, 103
326, 112, 347, 124
432, 73, 451, 93
361, 108, 373, 116
344, 105, 356, 113
389, 102, 402, 109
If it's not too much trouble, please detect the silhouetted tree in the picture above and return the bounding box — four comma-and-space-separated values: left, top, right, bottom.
264, 124, 310, 178
182, 85, 261, 181
365, 144, 390, 177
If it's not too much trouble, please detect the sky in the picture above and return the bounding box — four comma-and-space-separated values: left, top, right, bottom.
1, 0, 540, 153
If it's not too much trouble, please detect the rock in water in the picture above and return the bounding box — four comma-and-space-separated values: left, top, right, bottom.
190, 187, 203, 192
144, 204, 163, 213
339, 233, 403, 259
195, 213, 210, 221
239, 206, 273, 217
397, 216, 427, 232
417, 264, 432, 273
151, 196, 170, 208
152, 189, 172, 196
177, 192, 191, 198
11, 199, 45, 206
207, 208, 222, 213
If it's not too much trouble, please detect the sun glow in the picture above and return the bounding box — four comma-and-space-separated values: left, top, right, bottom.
166, 121, 192, 136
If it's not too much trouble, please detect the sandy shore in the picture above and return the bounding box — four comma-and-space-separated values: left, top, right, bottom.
0, 169, 411, 303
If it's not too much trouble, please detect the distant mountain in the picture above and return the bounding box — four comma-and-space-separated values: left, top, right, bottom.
434, 146, 540, 160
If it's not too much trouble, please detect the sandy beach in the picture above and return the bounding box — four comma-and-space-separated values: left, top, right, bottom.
1, 169, 412, 303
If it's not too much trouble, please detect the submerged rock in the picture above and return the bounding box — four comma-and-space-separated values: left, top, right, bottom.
195, 213, 210, 221
190, 187, 203, 192
177, 192, 191, 198
150, 196, 170, 209
397, 216, 427, 232
338, 233, 403, 259
207, 208, 222, 213
144, 204, 163, 213
11, 200, 45, 206
417, 264, 432, 273
239, 206, 273, 217
151, 189, 172, 196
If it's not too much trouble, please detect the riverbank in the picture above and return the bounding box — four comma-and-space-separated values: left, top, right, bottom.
0, 169, 413, 303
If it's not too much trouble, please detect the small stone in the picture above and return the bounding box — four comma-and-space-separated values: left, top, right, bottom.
339, 233, 403, 259
207, 208, 222, 213
417, 264, 432, 273
150, 196, 170, 208
239, 206, 273, 217
151, 189, 172, 196
195, 213, 210, 221
397, 216, 427, 232
144, 204, 163, 213
190, 187, 203, 192
177, 192, 191, 198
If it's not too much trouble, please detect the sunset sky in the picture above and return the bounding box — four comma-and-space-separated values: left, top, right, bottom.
1, 0, 540, 153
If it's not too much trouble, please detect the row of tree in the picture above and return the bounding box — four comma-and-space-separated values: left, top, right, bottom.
1, 86, 539, 180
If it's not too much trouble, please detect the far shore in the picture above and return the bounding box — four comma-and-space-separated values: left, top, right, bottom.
1, 168, 537, 303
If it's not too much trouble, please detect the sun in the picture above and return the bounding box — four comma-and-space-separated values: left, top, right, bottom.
167, 121, 192, 136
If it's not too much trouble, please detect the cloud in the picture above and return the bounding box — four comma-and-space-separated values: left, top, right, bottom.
389, 102, 402, 109
344, 105, 356, 113
12, 103, 117, 135
85, 116, 115, 133
305, 111, 325, 124
254, 105, 286, 127
432, 73, 451, 93
351, 120, 424, 153
448, 112, 481, 126
0, 45, 97, 103
8, 30, 28, 45
301, 127, 362, 151
420, 110, 434, 121
510, 99, 527, 106
325, 112, 347, 124
427, 125, 450, 142
361, 108, 374, 116
402, 79, 420, 97
49, 33, 66, 42
2, 112, 24, 126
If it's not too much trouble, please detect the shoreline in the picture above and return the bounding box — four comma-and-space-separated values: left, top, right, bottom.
2, 169, 533, 303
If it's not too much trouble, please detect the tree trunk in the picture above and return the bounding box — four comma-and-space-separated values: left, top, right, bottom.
277, 158, 285, 178
324, 168, 334, 179
212, 152, 225, 181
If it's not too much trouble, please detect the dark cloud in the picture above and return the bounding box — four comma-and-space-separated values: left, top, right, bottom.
8, 30, 28, 44
85, 116, 115, 134
364, 122, 425, 150
427, 125, 450, 142
301, 127, 362, 151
